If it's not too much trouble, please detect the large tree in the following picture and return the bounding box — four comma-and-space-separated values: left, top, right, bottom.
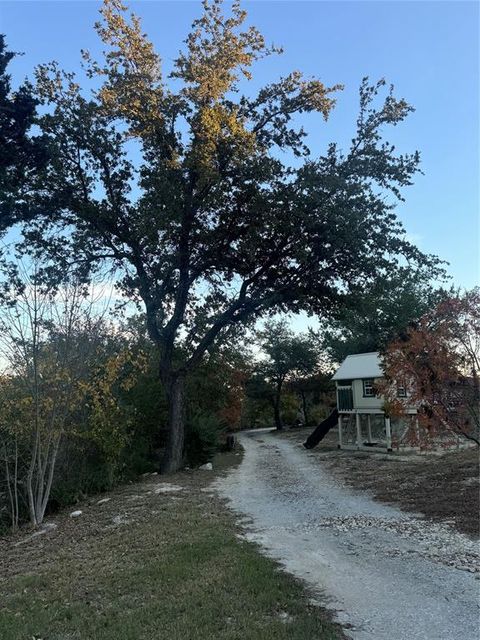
14, 0, 441, 471
322, 271, 446, 363
0, 35, 48, 230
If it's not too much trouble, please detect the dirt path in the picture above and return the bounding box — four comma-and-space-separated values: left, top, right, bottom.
215, 430, 480, 640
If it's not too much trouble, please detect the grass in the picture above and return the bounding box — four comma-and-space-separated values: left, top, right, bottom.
0, 450, 344, 640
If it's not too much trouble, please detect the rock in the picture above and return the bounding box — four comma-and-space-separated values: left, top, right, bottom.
199, 462, 213, 471
97, 498, 111, 505
277, 611, 294, 623
69, 510, 82, 518
112, 514, 129, 525
154, 483, 184, 494
456, 565, 470, 572
461, 477, 479, 486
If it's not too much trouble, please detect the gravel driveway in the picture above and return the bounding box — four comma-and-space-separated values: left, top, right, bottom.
215, 429, 480, 640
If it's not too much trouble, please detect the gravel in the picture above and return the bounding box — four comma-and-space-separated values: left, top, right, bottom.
215, 429, 480, 640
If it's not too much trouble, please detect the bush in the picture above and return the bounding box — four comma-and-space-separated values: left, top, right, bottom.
46, 440, 118, 512
309, 403, 332, 424
184, 412, 226, 466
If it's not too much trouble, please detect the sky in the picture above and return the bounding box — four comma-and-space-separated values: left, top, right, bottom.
0, 0, 478, 296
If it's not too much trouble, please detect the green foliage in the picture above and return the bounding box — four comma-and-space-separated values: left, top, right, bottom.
279, 392, 301, 425
184, 412, 226, 466
309, 403, 333, 424
322, 272, 448, 363
255, 320, 321, 428
2, 2, 445, 471
49, 440, 117, 507
288, 372, 335, 426
0, 35, 48, 230
243, 372, 275, 427
258, 320, 320, 383
186, 344, 249, 429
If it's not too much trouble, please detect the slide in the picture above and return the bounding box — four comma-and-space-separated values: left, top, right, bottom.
303, 408, 339, 449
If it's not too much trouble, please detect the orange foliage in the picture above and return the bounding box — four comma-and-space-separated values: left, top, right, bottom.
381, 289, 480, 445
218, 367, 248, 430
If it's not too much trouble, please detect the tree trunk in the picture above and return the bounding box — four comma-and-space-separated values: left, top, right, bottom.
300, 390, 309, 426
273, 381, 283, 430
27, 430, 39, 527
161, 374, 186, 473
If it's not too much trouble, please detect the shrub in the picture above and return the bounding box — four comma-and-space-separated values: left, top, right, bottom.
184, 412, 226, 466
309, 403, 332, 424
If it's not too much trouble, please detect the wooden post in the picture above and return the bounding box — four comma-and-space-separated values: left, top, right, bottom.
385, 416, 392, 452
338, 414, 343, 449
356, 412, 362, 449
367, 414, 372, 443
414, 415, 420, 447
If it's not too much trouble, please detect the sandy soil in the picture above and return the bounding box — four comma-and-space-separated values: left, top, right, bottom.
215, 429, 480, 640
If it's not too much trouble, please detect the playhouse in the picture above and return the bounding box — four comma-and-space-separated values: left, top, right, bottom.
332, 352, 418, 451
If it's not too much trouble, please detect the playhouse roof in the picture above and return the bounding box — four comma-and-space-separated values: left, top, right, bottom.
332, 352, 383, 381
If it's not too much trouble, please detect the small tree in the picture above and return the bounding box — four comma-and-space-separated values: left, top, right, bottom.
288, 371, 334, 426
258, 320, 319, 429
381, 289, 480, 446
0, 259, 112, 526
244, 372, 276, 428
10, 0, 441, 470
82, 347, 147, 483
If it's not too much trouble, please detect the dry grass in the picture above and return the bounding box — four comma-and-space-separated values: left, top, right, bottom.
0, 450, 344, 640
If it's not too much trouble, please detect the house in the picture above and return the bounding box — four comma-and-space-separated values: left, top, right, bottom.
332, 352, 417, 451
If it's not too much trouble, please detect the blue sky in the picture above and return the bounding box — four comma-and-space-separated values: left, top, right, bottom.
1, 0, 478, 290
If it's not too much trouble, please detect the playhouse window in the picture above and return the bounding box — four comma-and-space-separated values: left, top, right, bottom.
363, 379, 374, 397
